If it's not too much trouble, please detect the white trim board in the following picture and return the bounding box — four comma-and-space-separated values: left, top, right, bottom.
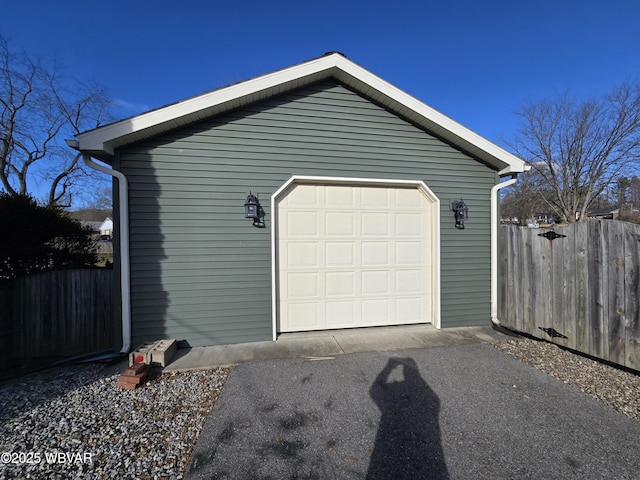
73, 53, 526, 175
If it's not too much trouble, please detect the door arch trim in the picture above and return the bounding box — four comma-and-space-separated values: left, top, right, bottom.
270, 175, 441, 339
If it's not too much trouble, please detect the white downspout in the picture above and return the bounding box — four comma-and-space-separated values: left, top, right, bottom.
82, 153, 131, 354
490, 175, 517, 326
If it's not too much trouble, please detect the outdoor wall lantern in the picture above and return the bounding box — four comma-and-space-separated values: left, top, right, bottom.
451, 199, 469, 229
244, 192, 265, 228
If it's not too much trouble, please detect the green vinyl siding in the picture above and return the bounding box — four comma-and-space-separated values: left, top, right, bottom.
117, 80, 498, 346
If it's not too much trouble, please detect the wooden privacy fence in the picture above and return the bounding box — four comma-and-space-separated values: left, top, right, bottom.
500, 222, 640, 371
0, 268, 114, 370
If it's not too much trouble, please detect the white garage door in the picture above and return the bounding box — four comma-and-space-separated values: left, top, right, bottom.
277, 183, 433, 332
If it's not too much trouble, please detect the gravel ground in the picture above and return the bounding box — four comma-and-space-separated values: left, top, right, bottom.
492, 337, 640, 420
1, 337, 638, 479
0, 363, 230, 479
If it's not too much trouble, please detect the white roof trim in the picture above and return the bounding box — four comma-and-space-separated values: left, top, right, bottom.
74, 53, 526, 174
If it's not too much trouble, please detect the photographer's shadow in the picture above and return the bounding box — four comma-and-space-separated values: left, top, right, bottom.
367, 357, 449, 480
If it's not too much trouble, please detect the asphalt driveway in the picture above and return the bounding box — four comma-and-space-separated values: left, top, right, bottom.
186, 343, 640, 479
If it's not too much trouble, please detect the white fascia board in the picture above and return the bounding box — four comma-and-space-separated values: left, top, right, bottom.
76, 53, 526, 174
76, 55, 343, 156
331, 56, 526, 174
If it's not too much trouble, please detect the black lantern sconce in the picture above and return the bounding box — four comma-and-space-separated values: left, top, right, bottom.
244, 192, 265, 228
451, 199, 469, 229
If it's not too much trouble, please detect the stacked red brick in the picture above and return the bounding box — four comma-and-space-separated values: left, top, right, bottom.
116, 363, 151, 390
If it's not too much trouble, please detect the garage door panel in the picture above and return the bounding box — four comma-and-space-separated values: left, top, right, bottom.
326, 301, 356, 327
396, 242, 423, 265
326, 272, 355, 296
278, 183, 433, 332
396, 270, 422, 294
362, 299, 390, 324
286, 243, 319, 268
362, 213, 390, 236
362, 188, 390, 207
361, 242, 390, 266
287, 303, 320, 328
287, 211, 318, 236
396, 297, 423, 321
396, 188, 420, 207
287, 273, 319, 297
361, 270, 390, 295
325, 242, 354, 266
326, 212, 355, 236
286, 184, 319, 206
396, 213, 422, 235
325, 186, 355, 206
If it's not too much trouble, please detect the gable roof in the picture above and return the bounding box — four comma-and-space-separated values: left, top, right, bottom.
100, 217, 113, 229
73, 52, 526, 175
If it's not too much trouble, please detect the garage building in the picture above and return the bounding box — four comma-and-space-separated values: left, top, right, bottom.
72, 53, 526, 348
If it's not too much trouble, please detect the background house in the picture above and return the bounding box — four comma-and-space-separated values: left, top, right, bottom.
80, 220, 103, 240
78, 216, 113, 265
73, 53, 526, 348
99, 217, 113, 239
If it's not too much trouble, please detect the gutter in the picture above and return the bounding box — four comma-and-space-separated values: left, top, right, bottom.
84, 153, 131, 354
65, 140, 131, 354
490, 175, 518, 326
83, 153, 131, 354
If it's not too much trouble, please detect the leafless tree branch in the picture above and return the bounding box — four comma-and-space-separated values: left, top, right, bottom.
506, 84, 640, 223
0, 35, 113, 207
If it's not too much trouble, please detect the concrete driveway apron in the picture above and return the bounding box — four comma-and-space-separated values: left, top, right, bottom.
185, 343, 640, 479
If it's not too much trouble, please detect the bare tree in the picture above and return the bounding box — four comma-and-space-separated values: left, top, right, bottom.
500, 171, 548, 225
0, 36, 112, 207
615, 175, 640, 206
84, 185, 113, 211
508, 83, 640, 223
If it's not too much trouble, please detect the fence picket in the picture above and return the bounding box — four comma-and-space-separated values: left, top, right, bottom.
625, 226, 640, 369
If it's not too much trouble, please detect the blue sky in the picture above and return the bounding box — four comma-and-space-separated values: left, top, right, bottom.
2, 1, 639, 155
